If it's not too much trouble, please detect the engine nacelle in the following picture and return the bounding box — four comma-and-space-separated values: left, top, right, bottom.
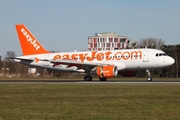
119, 70, 137, 77
96, 65, 118, 78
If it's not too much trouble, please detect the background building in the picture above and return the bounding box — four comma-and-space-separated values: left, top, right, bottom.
88, 32, 131, 51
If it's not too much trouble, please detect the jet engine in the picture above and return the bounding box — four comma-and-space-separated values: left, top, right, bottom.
96, 65, 118, 78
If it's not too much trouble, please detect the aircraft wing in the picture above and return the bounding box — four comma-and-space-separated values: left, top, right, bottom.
41, 59, 109, 66
40, 59, 126, 70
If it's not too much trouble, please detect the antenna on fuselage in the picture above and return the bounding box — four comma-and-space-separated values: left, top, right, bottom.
145, 46, 147, 49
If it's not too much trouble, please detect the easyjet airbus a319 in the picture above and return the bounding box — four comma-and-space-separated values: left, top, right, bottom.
13, 24, 175, 81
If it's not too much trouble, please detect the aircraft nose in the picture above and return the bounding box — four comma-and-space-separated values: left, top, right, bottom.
168, 57, 175, 65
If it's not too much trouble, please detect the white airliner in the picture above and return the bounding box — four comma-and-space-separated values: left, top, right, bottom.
13, 24, 175, 81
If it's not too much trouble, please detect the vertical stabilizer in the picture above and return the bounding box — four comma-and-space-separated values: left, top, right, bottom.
15, 24, 50, 55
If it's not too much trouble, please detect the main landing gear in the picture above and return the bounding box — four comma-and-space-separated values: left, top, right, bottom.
84, 75, 92, 81
99, 77, 107, 81
146, 70, 152, 81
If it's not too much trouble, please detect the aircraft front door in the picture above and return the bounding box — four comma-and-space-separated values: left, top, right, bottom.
143, 51, 149, 62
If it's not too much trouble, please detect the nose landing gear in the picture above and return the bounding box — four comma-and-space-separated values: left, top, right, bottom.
146, 70, 152, 81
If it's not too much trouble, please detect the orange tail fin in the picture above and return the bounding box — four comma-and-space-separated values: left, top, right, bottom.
15, 24, 50, 55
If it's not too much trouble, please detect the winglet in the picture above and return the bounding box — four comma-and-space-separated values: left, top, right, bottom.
15, 24, 50, 55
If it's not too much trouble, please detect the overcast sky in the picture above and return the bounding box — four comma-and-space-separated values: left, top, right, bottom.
0, 0, 180, 57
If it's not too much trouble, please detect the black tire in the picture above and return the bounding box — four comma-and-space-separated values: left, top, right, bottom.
147, 77, 152, 81
99, 77, 107, 81
84, 76, 92, 81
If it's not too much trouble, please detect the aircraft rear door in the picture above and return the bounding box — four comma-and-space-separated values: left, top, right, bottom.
44, 55, 50, 66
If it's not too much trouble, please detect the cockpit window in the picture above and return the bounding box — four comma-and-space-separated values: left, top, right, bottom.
162, 53, 167, 56
155, 53, 167, 57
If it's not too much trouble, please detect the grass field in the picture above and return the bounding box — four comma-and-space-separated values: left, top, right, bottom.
0, 83, 180, 120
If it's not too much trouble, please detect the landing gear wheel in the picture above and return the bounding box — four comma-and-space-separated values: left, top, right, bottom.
99, 77, 107, 81
84, 75, 92, 81
146, 70, 152, 81
147, 77, 152, 81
